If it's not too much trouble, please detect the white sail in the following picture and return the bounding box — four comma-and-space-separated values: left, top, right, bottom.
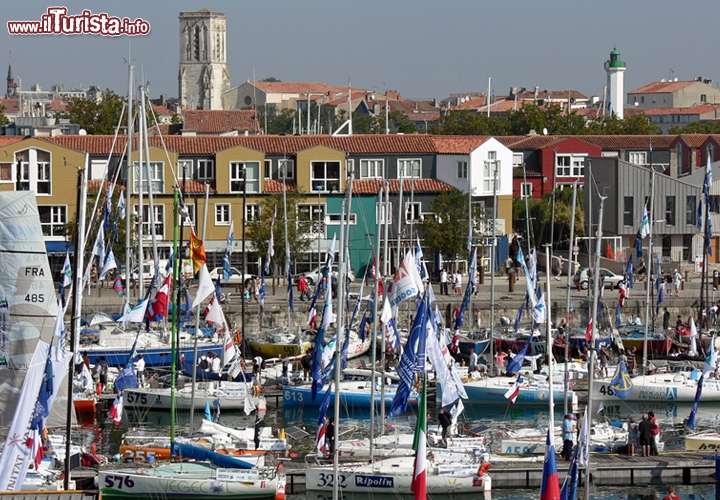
0, 192, 70, 426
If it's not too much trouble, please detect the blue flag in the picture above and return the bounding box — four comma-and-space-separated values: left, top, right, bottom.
634, 231, 643, 259
610, 360, 633, 399
656, 276, 664, 315
709, 218, 714, 257
560, 440, 580, 500
205, 400, 212, 421
698, 199, 703, 231
387, 294, 428, 418
455, 249, 476, 330
317, 381, 333, 426
358, 312, 368, 342
259, 267, 266, 306
687, 374, 704, 430
286, 258, 294, 311
626, 256, 634, 288
540, 427, 560, 499
506, 338, 530, 374
310, 327, 326, 402
514, 300, 525, 334
615, 304, 622, 327
114, 365, 137, 392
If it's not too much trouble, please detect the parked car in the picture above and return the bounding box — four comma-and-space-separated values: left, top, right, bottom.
573, 267, 624, 290
209, 266, 248, 285
302, 265, 355, 286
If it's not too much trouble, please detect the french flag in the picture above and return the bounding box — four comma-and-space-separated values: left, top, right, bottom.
25, 429, 43, 469
540, 427, 560, 500
110, 392, 124, 425
504, 376, 523, 404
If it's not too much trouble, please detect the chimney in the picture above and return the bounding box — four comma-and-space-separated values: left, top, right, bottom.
534, 86, 539, 102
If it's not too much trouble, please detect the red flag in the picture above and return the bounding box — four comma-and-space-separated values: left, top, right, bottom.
504, 376, 523, 404
146, 276, 172, 322
585, 315, 593, 342
109, 393, 123, 425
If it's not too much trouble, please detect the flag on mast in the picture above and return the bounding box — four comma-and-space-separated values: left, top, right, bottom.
411, 376, 427, 500
640, 204, 650, 238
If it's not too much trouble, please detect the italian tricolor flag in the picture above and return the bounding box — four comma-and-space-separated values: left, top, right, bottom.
411, 376, 427, 500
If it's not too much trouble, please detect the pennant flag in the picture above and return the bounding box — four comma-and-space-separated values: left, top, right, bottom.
688, 374, 703, 430
119, 191, 126, 220
388, 251, 424, 308
506, 338, 530, 374
205, 296, 228, 330
411, 377, 427, 500
222, 221, 234, 280
189, 232, 207, 275
640, 203, 650, 238
388, 294, 428, 417
609, 360, 633, 399
517, 249, 537, 308
704, 335, 717, 375
532, 290, 547, 324
110, 392, 124, 425
704, 151, 713, 200
315, 381, 333, 455
698, 199, 703, 231
690, 317, 698, 355
59, 252, 72, 307
416, 237, 429, 282
504, 376, 523, 404
114, 275, 125, 297
146, 276, 172, 323
205, 400, 212, 422
626, 256, 634, 288
514, 300, 525, 333
634, 231, 643, 259
597, 402, 605, 414
118, 300, 149, 324
381, 297, 399, 351
585, 315, 593, 342
540, 427, 560, 500
193, 264, 215, 307
221, 332, 236, 366
99, 248, 117, 282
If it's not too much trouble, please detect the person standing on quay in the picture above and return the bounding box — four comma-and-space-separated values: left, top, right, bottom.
440, 268, 448, 295
561, 414, 576, 461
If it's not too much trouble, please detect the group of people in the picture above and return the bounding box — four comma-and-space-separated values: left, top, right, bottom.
197, 351, 222, 373
626, 411, 660, 457
439, 268, 464, 296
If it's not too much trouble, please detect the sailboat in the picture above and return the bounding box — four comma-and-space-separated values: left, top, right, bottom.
99, 187, 283, 499
0, 191, 76, 491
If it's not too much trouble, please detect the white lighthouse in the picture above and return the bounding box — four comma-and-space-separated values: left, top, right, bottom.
604, 47, 626, 119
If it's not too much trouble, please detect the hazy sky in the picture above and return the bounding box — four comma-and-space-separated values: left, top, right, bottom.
3, 1, 720, 102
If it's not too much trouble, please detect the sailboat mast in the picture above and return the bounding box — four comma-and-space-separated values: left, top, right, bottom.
396, 166, 404, 268
125, 62, 133, 305
333, 174, 352, 500
282, 160, 291, 325
544, 246, 554, 433
563, 180, 578, 415
380, 181, 389, 429
64, 162, 87, 490
170, 187, 180, 441
642, 168, 656, 374
584, 194, 605, 500
188, 183, 210, 431
369, 185, 383, 460
490, 167, 497, 375
137, 88, 145, 298
140, 87, 160, 266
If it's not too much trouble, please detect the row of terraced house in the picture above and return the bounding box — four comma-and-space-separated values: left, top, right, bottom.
2, 132, 720, 279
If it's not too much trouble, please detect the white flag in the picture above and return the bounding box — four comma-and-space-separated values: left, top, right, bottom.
99, 247, 117, 281
640, 203, 650, 238
243, 382, 256, 415
206, 296, 228, 330
579, 408, 589, 467
193, 264, 215, 307
387, 251, 424, 308
426, 321, 460, 406
689, 317, 698, 354
118, 300, 149, 324
221, 332, 236, 366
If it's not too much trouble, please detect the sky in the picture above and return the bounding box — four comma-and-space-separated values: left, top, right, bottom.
2, 1, 720, 102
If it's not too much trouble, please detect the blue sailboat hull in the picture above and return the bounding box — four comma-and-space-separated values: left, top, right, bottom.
85, 344, 223, 368
282, 384, 419, 409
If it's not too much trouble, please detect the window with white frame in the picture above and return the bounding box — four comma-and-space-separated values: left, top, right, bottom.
628, 152, 647, 166
229, 162, 260, 193
405, 202, 422, 223
215, 203, 231, 225
133, 161, 164, 194
278, 159, 295, 180
264, 159, 271, 179
521, 182, 533, 198
512, 153, 524, 166
297, 204, 325, 234
15, 149, 52, 194
38, 206, 66, 237
17, 161, 29, 191
376, 202, 392, 224
245, 203, 260, 223
134, 204, 164, 238
183, 203, 196, 227
36, 158, 50, 194
178, 159, 193, 178
398, 159, 421, 179
360, 159, 384, 179
456, 161, 468, 180
326, 213, 357, 225
555, 154, 586, 177
196, 160, 215, 180
483, 160, 500, 192
346, 159, 354, 177
311, 161, 341, 192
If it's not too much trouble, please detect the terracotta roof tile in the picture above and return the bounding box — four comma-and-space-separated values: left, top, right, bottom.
429, 136, 491, 153
0, 136, 25, 147
507, 136, 565, 149
643, 104, 720, 116
577, 135, 675, 149
0, 98, 19, 114
251, 81, 336, 94
513, 165, 542, 177
264, 180, 296, 193
628, 81, 698, 94
181, 179, 216, 194
45, 98, 66, 112
184, 110, 260, 134
353, 179, 453, 195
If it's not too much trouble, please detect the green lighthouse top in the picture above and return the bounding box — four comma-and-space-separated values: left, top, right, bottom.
606, 46, 626, 69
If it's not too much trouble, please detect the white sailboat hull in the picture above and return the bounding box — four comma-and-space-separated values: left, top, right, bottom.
305, 456, 491, 493
124, 383, 266, 411
592, 372, 720, 402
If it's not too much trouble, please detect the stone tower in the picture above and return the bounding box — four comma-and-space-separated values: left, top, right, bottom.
604, 47, 626, 119
178, 9, 230, 110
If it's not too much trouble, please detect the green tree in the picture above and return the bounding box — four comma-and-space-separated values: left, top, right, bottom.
512, 188, 585, 251
0, 105, 9, 129
170, 113, 182, 125
430, 109, 507, 135
260, 77, 281, 82
586, 114, 661, 134
256, 106, 297, 134
246, 191, 313, 277
59, 89, 126, 135
668, 121, 720, 134
420, 188, 482, 265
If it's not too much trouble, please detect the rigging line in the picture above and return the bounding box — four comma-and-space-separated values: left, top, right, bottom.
81, 102, 127, 251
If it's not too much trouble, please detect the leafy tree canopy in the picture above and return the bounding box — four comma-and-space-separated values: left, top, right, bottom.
512, 188, 585, 252
668, 121, 720, 134
0, 105, 9, 129
59, 89, 126, 135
